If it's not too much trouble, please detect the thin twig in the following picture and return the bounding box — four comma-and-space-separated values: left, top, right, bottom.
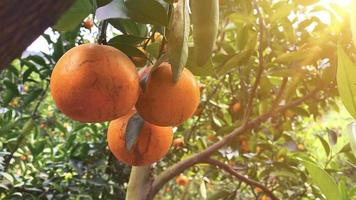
143, 28, 157, 50
96, 20, 108, 44
31, 82, 50, 117
203, 158, 279, 200
243, 0, 265, 123
145, 86, 323, 199
158, 37, 166, 58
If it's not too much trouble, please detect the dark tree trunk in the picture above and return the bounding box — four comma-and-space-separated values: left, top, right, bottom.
0, 0, 75, 71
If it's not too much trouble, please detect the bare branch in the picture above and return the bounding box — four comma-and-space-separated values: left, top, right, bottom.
203, 158, 279, 200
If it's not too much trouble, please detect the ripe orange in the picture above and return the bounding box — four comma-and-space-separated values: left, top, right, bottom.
107, 111, 173, 166
199, 83, 205, 93
261, 194, 269, 200
40, 122, 47, 129
297, 143, 305, 150
50, 44, 139, 123
240, 139, 250, 153
207, 134, 217, 142
256, 145, 262, 154
176, 174, 189, 186
231, 102, 241, 113
254, 187, 262, 193
284, 110, 295, 118
173, 138, 185, 149
20, 155, 28, 161
83, 19, 94, 29
136, 62, 200, 126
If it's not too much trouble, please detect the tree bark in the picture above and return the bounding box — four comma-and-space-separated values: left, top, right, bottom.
126, 166, 152, 200
0, 0, 75, 71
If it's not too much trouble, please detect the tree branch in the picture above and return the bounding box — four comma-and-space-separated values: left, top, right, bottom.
203, 158, 279, 200
0, 0, 75, 70
243, 0, 266, 123
146, 86, 323, 199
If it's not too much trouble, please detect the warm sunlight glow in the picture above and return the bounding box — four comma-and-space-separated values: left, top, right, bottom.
311, 0, 353, 28
319, 0, 352, 7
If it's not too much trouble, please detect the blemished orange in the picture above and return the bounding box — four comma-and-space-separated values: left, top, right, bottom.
175, 174, 189, 186
136, 62, 200, 126
50, 44, 139, 123
107, 111, 173, 166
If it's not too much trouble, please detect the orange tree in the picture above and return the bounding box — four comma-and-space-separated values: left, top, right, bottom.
1, 0, 356, 199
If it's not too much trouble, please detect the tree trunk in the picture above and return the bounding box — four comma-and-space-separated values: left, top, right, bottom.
0, 0, 75, 71
126, 166, 152, 200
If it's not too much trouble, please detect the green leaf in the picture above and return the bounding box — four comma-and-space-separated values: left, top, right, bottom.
303, 160, 341, 200
0, 120, 18, 135
338, 180, 349, 200
125, 0, 169, 26
207, 190, 231, 200
274, 49, 309, 65
167, 0, 190, 82
4, 80, 19, 96
0, 172, 14, 185
66, 133, 77, 149
2, 90, 16, 106
295, 0, 319, 6
125, 113, 144, 151
270, 170, 299, 180
108, 35, 146, 46
186, 47, 215, 76
97, 0, 168, 26
316, 135, 331, 157
21, 118, 35, 137
337, 46, 356, 119
30, 140, 46, 156
347, 122, 356, 158
217, 50, 252, 75
337, 143, 351, 154
146, 42, 161, 58
22, 89, 43, 107
108, 43, 146, 57
351, 1, 356, 47
55, 120, 67, 134
97, 0, 112, 7
199, 180, 207, 200
327, 129, 338, 146
109, 19, 148, 37
191, 0, 219, 66
270, 3, 293, 22
55, 0, 93, 32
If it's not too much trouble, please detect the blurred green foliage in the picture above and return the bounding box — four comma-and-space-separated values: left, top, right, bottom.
1, 0, 356, 199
